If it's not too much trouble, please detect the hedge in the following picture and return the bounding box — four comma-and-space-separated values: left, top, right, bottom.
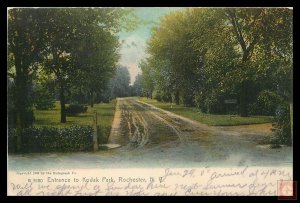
8, 126, 94, 153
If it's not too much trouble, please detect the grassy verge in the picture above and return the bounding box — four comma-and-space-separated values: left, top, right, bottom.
138, 97, 274, 126
34, 100, 116, 143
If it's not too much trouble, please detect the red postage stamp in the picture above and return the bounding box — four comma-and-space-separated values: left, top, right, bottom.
278, 180, 297, 200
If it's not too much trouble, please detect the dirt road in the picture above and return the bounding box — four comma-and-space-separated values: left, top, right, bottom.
8, 97, 292, 170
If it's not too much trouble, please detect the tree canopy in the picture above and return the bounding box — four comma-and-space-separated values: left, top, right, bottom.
7, 8, 135, 151
142, 8, 292, 116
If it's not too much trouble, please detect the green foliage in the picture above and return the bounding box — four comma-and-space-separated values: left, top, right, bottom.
131, 74, 143, 96
8, 8, 132, 126
109, 66, 131, 98
139, 60, 156, 98
65, 104, 88, 116
146, 10, 205, 106
272, 104, 292, 146
8, 126, 93, 153
153, 90, 171, 102
8, 9, 53, 130
97, 125, 110, 144
8, 78, 35, 128
8, 101, 115, 152
33, 84, 56, 110
195, 91, 223, 114
34, 100, 115, 128
39, 8, 124, 120
7, 8, 138, 151
153, 90, 162, 102
249, 90, 284, 116
142, 8, 292, 144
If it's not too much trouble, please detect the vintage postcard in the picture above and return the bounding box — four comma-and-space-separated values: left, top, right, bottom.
7, 7, 294, 197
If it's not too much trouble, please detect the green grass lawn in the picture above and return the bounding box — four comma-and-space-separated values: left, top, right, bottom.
34, 100, 116, 142
138, 97, 274, 126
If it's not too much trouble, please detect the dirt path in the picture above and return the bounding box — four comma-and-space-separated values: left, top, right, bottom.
109, 98, 271, 146
8, 97, 292, 170
104, 97, 292, 166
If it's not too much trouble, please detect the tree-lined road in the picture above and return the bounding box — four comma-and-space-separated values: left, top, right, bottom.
9, 97, 292, 170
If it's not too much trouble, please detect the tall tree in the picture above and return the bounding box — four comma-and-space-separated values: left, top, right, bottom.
40, 8, 127, 122
224, 8, 293, 116
132, 74, 143, 96
41, 9, 81, 123
8, 8, 137, 152
139, 60, 155, 99
110, 66, 131, 98
145, 8, 292, 116
73, 22, 119, 107
147, 10, 207, 105
8, 9, 46, 151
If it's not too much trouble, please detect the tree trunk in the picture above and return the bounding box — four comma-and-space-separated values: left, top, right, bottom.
80, 86, 84, 104
60, 84, 67, 123
15, 89, 26, 151
175, 91, 180, 105
239, 51, 250, 117
228, 10, 257, 118
90, 91, 94, 107
14, 54, 27, 152
239, 81, 248, 117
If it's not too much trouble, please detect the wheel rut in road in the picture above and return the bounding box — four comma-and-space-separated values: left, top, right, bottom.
109, 98, 215, 150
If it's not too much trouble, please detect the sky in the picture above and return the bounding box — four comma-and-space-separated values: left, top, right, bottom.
118, 7, 184, 85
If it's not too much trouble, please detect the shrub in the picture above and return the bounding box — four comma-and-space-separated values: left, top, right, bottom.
272, 104, 292, 146
33, 85, 56, 110
154, 94, 162, 102
249, 90, 283, 116
66, 104, 88, 116
8, 126, 94, 153
153, 90, 171, 102
194, 91, 231, 114
180, 93, 194, 107
101, 97, 110, 103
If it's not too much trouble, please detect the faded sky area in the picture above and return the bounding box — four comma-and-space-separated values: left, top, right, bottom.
118, 7, 183, 84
